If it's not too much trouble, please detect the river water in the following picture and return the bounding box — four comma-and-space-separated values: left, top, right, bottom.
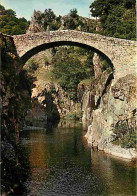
21, 121, 136, 196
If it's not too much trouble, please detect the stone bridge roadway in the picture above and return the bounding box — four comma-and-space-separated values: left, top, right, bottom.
13, 30, 136, 79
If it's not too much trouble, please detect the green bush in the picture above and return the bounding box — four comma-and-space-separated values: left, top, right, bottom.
0, 4, 29, 35
64, 110, 82, 120
70, 8, 78, 18
25, 59, 39, 74
113, 122, 137, 148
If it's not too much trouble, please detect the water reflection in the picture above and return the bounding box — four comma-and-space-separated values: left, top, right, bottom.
91, 151, 137, 195
21, 121, 136, 196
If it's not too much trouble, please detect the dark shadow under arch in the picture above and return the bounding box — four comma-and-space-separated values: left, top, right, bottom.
20, 41, 114, 71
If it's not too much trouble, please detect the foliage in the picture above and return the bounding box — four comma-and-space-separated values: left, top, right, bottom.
63, 9, 96, 32
0, 4, 29, 35
0, 4, 5, 10
43, 9, 56, 30
113, 121, 137, 148
52, 46, 94, 101
100, 56, 112, 73
64, 17, 78, 30
90, 0, 136, 40
24, 59, 39, 74
6, 9, 16, 16
70, 8, 78, 18
64, 111, 82, 120
32, 9, 62, 31
29, 8, 96, 33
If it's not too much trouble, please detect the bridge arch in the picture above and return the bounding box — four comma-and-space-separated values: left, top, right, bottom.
13, 30, 136, 78
19, 40, 114, 70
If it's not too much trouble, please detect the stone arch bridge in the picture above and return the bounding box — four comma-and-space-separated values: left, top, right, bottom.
13, 30, 136, 79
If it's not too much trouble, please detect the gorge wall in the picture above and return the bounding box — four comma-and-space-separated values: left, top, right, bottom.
85, 61, 137, 160
1, 33, 31, 193
24, 49, 83, 126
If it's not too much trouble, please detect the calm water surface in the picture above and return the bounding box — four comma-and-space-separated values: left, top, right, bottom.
21, 121, 137, 196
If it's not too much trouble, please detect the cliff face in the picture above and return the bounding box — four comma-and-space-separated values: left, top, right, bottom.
76, 53, 137, 160
1, 34, 31, 137
30, 81, 77, 121
77, 53, 112, 124
85, 72, 137, 159
24, 50, 82, 125
1, 34, 31, 193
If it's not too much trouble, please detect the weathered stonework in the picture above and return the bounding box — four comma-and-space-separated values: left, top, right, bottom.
12, 30, 137, 80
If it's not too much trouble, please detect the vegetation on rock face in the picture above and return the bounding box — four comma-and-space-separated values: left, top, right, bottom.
113, 122, 137, 148
52, 46, 111, 102
24, 59, 39, 74
27, 8, 97, 33
0, 4, 29, 35
1, 34, 31, 193
90, 0, 136, 40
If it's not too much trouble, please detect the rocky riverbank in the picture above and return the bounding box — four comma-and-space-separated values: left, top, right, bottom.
85, 73, 137, 160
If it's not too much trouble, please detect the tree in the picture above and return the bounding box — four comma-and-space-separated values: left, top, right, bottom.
11, 25, 23, 35
89, 0, 136, 40
43, 9, 57, 30
6, 9, 16, 16
19, 22, 28, 30
70, 8, 78, 18
0, 5, 29, 35
18, 17, 28, 23
124, 0, 136, 9
0, 4, 5, 11
52, 47, 94, 101
64, 17, 77, 29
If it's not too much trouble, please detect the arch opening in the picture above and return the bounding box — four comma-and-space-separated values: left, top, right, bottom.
20, 41, 114, 71
23, 41, 114, 128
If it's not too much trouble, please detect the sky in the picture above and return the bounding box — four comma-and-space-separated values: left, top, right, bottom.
0, 0, 94, 20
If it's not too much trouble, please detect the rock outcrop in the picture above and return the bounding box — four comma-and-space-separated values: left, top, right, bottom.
26, 10, 44, 33
1, 34, 31, 136
24, 50, 82, 123
77, 82, 94, 126
30, 81, 76, 120
93, 53, 103, 78
85, 73, 137, 160
1, 34, 31, 194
